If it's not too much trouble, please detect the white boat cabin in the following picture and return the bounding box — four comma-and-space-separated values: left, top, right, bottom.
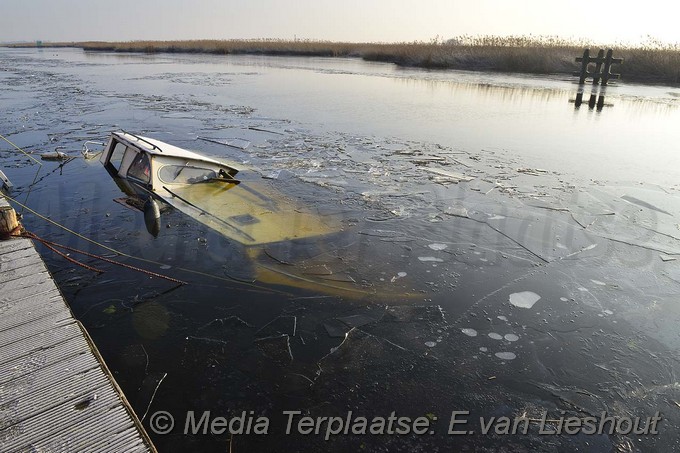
100, 131, 239, 192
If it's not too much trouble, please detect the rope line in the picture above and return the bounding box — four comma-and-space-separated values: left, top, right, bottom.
3, 193, 295, 295
27, 233, 106, 273
0, 132, 43, 166
21, 231, 185, 284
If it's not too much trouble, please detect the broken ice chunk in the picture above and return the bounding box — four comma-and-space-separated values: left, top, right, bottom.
424, 168, 475, 183
254, 334, 293, 364
418, 256, 444, 263
390, 271, 407, 282
442, 206, 469, 218
509, 291, 541, 309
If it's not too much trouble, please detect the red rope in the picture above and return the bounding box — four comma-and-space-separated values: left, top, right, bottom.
19, 231, 186, 285
30, 234, 105, 273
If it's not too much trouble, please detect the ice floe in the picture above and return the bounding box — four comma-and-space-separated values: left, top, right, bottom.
509, 291, 541, 309
418, 256, 444, 262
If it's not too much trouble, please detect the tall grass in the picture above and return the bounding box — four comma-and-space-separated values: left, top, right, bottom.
8, 36, 680, 84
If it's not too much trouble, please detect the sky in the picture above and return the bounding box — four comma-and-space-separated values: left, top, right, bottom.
2, 0, 680, 45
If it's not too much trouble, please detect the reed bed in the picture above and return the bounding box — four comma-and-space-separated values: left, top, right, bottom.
9, 36, 680, 84
79, 39, 368, 57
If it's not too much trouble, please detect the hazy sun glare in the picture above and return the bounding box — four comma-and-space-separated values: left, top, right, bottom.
1, 0, 679, 44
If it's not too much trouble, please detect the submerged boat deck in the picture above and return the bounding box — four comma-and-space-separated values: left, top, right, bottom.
0, 196, 155, 452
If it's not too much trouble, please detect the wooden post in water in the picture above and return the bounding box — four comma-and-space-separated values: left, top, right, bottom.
592, 49, 605, 85
572, 48, 622, 109
574, 48, 622, 86
601, 49, 623, 85
576, 48, 590, 84
575, 89, 584, 107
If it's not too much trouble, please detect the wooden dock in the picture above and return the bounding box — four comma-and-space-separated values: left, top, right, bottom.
0, 196, 156, 452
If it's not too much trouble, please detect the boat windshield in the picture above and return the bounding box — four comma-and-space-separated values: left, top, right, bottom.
127, 152, 151, 184
159, 165, 217, 184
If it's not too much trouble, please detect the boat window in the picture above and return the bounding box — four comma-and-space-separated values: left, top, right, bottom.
158, 165, 217, 184
128, 152, 151, 184
108, 141, 127, 171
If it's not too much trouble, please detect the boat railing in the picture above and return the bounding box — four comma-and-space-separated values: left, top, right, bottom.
118, 130, 163, 153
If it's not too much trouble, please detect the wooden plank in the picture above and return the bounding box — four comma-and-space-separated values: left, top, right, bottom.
1, 367, 108, 430
0, 353, 99, 406
0, 291, 68, 332
0, 252, 44, 274
0, 245, 37, 262
0, 261, 46, 283
57, 426, 140, 453
0, 268, 51, 291
0, 382, 122, 451
0, 238, 33, 256
0, 329, 85, 384
1, 277, 55, 302
0, 262, 50, 284
85, 425, 149, 453
0, 311, 75, 347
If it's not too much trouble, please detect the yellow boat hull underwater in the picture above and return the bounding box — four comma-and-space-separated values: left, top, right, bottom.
100, 132, 414, 299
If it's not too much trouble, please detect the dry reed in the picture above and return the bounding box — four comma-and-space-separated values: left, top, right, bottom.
7, 35, 680, 84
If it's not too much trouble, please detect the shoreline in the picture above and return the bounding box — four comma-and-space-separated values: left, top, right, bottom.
4, 38, 680, 85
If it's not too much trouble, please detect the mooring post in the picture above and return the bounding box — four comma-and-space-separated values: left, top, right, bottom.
601, 49, 623, 85
592, 49, 605, 85
575, 90, 584, 107
577, 48, 590, 84
602, 49, 613, 85
0, 202, 20, 239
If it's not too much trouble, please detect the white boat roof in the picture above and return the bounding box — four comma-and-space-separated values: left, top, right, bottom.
113, 131, 225, 165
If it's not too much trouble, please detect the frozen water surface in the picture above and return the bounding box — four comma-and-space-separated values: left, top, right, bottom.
3, 48, 680, 452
